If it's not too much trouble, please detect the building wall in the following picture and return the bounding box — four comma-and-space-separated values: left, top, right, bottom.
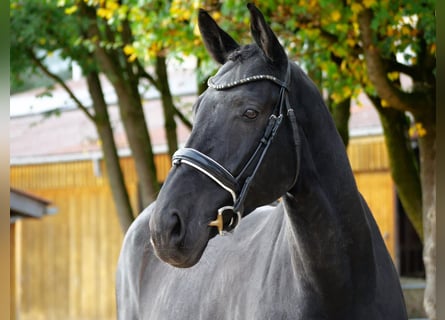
10, 156, 170, 320
347, 135, 396, 262
10, 223, 16, 320
10, 136, 395, 319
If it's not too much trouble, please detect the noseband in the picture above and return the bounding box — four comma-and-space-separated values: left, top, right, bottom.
172, 63, 300, 235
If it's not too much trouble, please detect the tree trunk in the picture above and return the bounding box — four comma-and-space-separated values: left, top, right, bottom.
416, 113, 436, 320
28, 45, 136, 231
155, 55, 178, 158
113, 79, 160, 208
372, 97, 423, 240
86, 71, 135, 232
79, 1, 160, 210
358, 9, 436, 318
328, 97, 351, 147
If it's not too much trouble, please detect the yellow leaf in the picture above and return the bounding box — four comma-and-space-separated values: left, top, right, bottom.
170, 0, 192, 21
387, 72, 399, 81
430, 43, 436, 54
97, 8, 113, 20
386, 26, 395, 37
64, 5, 78, 15
351, 3, 363, 15
106, 1, 119, 11
381, 99, 389, 107
342, 86, 352, 97
127, 54, 137, 63
331, 10, 341, 22
416, 123, 427, 137
363, 0, 376, 8
211, 11, 221, 21
123, 44, 136, 56
148, 42, 161, 57
308, 0, 318, 10
346, 38, 355, 47
330, 92, 341, 103
352, 22, 360, 34
401, 25, 411, 36
409, 123, 427, 138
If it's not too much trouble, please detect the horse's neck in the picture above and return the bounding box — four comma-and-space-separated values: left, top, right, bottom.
282, 72, 377, 311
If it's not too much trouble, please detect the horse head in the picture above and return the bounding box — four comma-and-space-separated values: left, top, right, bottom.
149, 4, 300, 268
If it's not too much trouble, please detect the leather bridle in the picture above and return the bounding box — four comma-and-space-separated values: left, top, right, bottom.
172, 63, 300, 235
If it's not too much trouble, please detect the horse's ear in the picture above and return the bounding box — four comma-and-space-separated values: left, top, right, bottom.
247, 3, 287, 65
198, 9, 240, 64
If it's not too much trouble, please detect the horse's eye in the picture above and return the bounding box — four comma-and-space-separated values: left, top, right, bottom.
243, 109, 258, 119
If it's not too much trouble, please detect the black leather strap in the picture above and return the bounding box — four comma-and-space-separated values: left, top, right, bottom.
172, 148, 238, 194
171, 62, 300, 235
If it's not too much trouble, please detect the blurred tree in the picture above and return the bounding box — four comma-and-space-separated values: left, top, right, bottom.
11, 2, 436, 315
243, 1, 435, 317
75, 0, 161, 213
217, 0, 432, 241
357, 6, 435, 318
10, 0, 136, 232
193, 1, 435, 317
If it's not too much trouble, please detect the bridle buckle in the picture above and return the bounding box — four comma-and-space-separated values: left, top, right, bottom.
208, 206, 242, 235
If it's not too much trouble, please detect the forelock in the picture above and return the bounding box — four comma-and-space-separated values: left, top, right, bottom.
226, 44, 260, 62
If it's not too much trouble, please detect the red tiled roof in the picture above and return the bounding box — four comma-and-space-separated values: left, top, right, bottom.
10, 96, 194, 161
10, 74, 384, 164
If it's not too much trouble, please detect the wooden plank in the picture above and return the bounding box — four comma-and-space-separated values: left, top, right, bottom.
12, 186, 123, 320
14, 221, 23, 320
348, 135, 389, 171
10, 224, 16, 320
67, 192, 81, 319
97, 190, 107, 318
11, 154, 173, 191
355, 171, 397, 262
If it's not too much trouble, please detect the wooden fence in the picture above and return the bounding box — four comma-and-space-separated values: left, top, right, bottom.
10, 135, 395, 320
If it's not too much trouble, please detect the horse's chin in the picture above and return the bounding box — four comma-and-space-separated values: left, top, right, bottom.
151, 232, 210, 268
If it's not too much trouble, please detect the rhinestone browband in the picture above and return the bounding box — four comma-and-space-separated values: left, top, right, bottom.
207, 74, 288, 90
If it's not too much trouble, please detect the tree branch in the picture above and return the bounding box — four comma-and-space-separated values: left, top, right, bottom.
28, 50, 95, 122
357, 9, 425, 113
136, 60, 160, 90
385, 58, 421, 79
78, 1, 124, 88
173, 105, 193, 130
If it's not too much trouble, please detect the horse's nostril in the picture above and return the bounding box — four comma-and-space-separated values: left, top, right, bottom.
169, 212, 184, 244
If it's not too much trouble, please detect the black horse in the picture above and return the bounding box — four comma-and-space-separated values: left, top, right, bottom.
116, 4, 407, 319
